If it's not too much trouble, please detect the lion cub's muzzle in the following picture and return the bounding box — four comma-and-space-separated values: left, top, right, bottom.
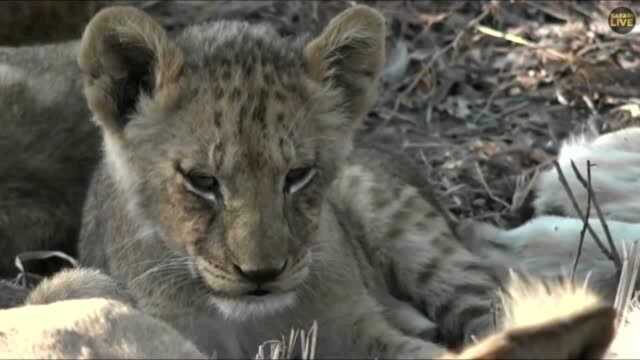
232, 259, 288, 296
194, 251, 310, 299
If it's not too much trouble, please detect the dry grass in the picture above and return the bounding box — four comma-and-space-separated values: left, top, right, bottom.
254, 321, 318, 360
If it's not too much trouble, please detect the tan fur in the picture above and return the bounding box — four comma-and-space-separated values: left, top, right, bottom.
609, 297, 640, 359
25, 268, 136, 306
442, 276, 616, 359
0, 269, 205, 359
74, 5, 509, 358
497, 274, 604, 329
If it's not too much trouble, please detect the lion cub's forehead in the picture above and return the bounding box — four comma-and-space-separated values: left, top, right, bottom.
173, 22, 319, 174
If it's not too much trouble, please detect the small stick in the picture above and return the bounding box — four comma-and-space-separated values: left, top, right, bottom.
571, 160, 592, 282
393, 5, 493, 112
474, 162, 511, 209
552, 161, 614, 261
570, 160, 622, 270
474, 24, 571, 61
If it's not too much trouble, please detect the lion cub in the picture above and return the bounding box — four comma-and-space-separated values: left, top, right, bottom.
0, 40, 99, 277
76, 5, 511, 358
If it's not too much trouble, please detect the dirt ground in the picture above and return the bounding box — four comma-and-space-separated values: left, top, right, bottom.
1, 0, 640, 277
133, 0, 640, 229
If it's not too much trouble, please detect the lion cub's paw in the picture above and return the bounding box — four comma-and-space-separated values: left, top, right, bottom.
456, 219, 504, 251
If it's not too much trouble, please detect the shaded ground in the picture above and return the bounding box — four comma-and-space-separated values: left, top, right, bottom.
134, 0, 640, 229
1, 0, 640, 278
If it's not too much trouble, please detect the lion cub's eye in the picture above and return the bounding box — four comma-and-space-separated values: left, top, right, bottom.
284, 167, 317, 194
184, 171, 221, 203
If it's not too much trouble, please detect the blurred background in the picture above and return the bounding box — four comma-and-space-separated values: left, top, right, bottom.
2, 0, 639, 229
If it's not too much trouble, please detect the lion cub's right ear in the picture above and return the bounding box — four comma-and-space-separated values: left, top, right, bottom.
78, 6, 183, 137
441, 305, 616, 359
304, 5, 386, 123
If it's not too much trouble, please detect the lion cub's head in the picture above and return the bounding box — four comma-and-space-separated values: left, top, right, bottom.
78, 5, 386, 317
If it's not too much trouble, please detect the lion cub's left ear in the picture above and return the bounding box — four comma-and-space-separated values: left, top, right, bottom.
304, 5, 386, 121
78, 6, 183, 137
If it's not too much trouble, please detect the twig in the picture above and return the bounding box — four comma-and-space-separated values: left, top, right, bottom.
510, 168, 540, 212
472, 80, 518, 123
474, 162, 511, 209
552, 161, 614, 261
571, 160, 592, 282
393, 5, 493, 112
490, 298, 498, 331
569, 160, 622, 270
474, 24, 572, 62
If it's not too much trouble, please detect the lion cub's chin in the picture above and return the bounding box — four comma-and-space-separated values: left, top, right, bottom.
210, 291, 297, 320
209, 291, 298, 320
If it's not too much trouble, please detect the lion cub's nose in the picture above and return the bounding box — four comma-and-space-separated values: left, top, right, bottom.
233, 260, 287, 284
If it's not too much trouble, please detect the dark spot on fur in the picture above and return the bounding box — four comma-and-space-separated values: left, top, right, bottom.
244, 57, 254, 77
254, 38, 264, 51
391, 184, 404, 199
371, 190, 387, 209
385, 226, 404, 241
460, 263, 506, 291
416, 245, 456, 287
274, 90, 286, 103
239, 104, 248, 121
452, 283, 494, 299
254, 98, 267, 129
214, 86, 224, 101
238, 105, 248, 135
433, 300, 453, 327
417, 259, 442, 288
230, 87, 242, 102
211, 141, 225, 170
213, 111, 222, 128
263, 72, 274, 85
417, 326, 439, 343
218, 58, 232, 81
390, 208, 411, 226
455, 304, 490, 332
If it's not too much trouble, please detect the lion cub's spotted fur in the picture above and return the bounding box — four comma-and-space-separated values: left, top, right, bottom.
73, 5, 509, 358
